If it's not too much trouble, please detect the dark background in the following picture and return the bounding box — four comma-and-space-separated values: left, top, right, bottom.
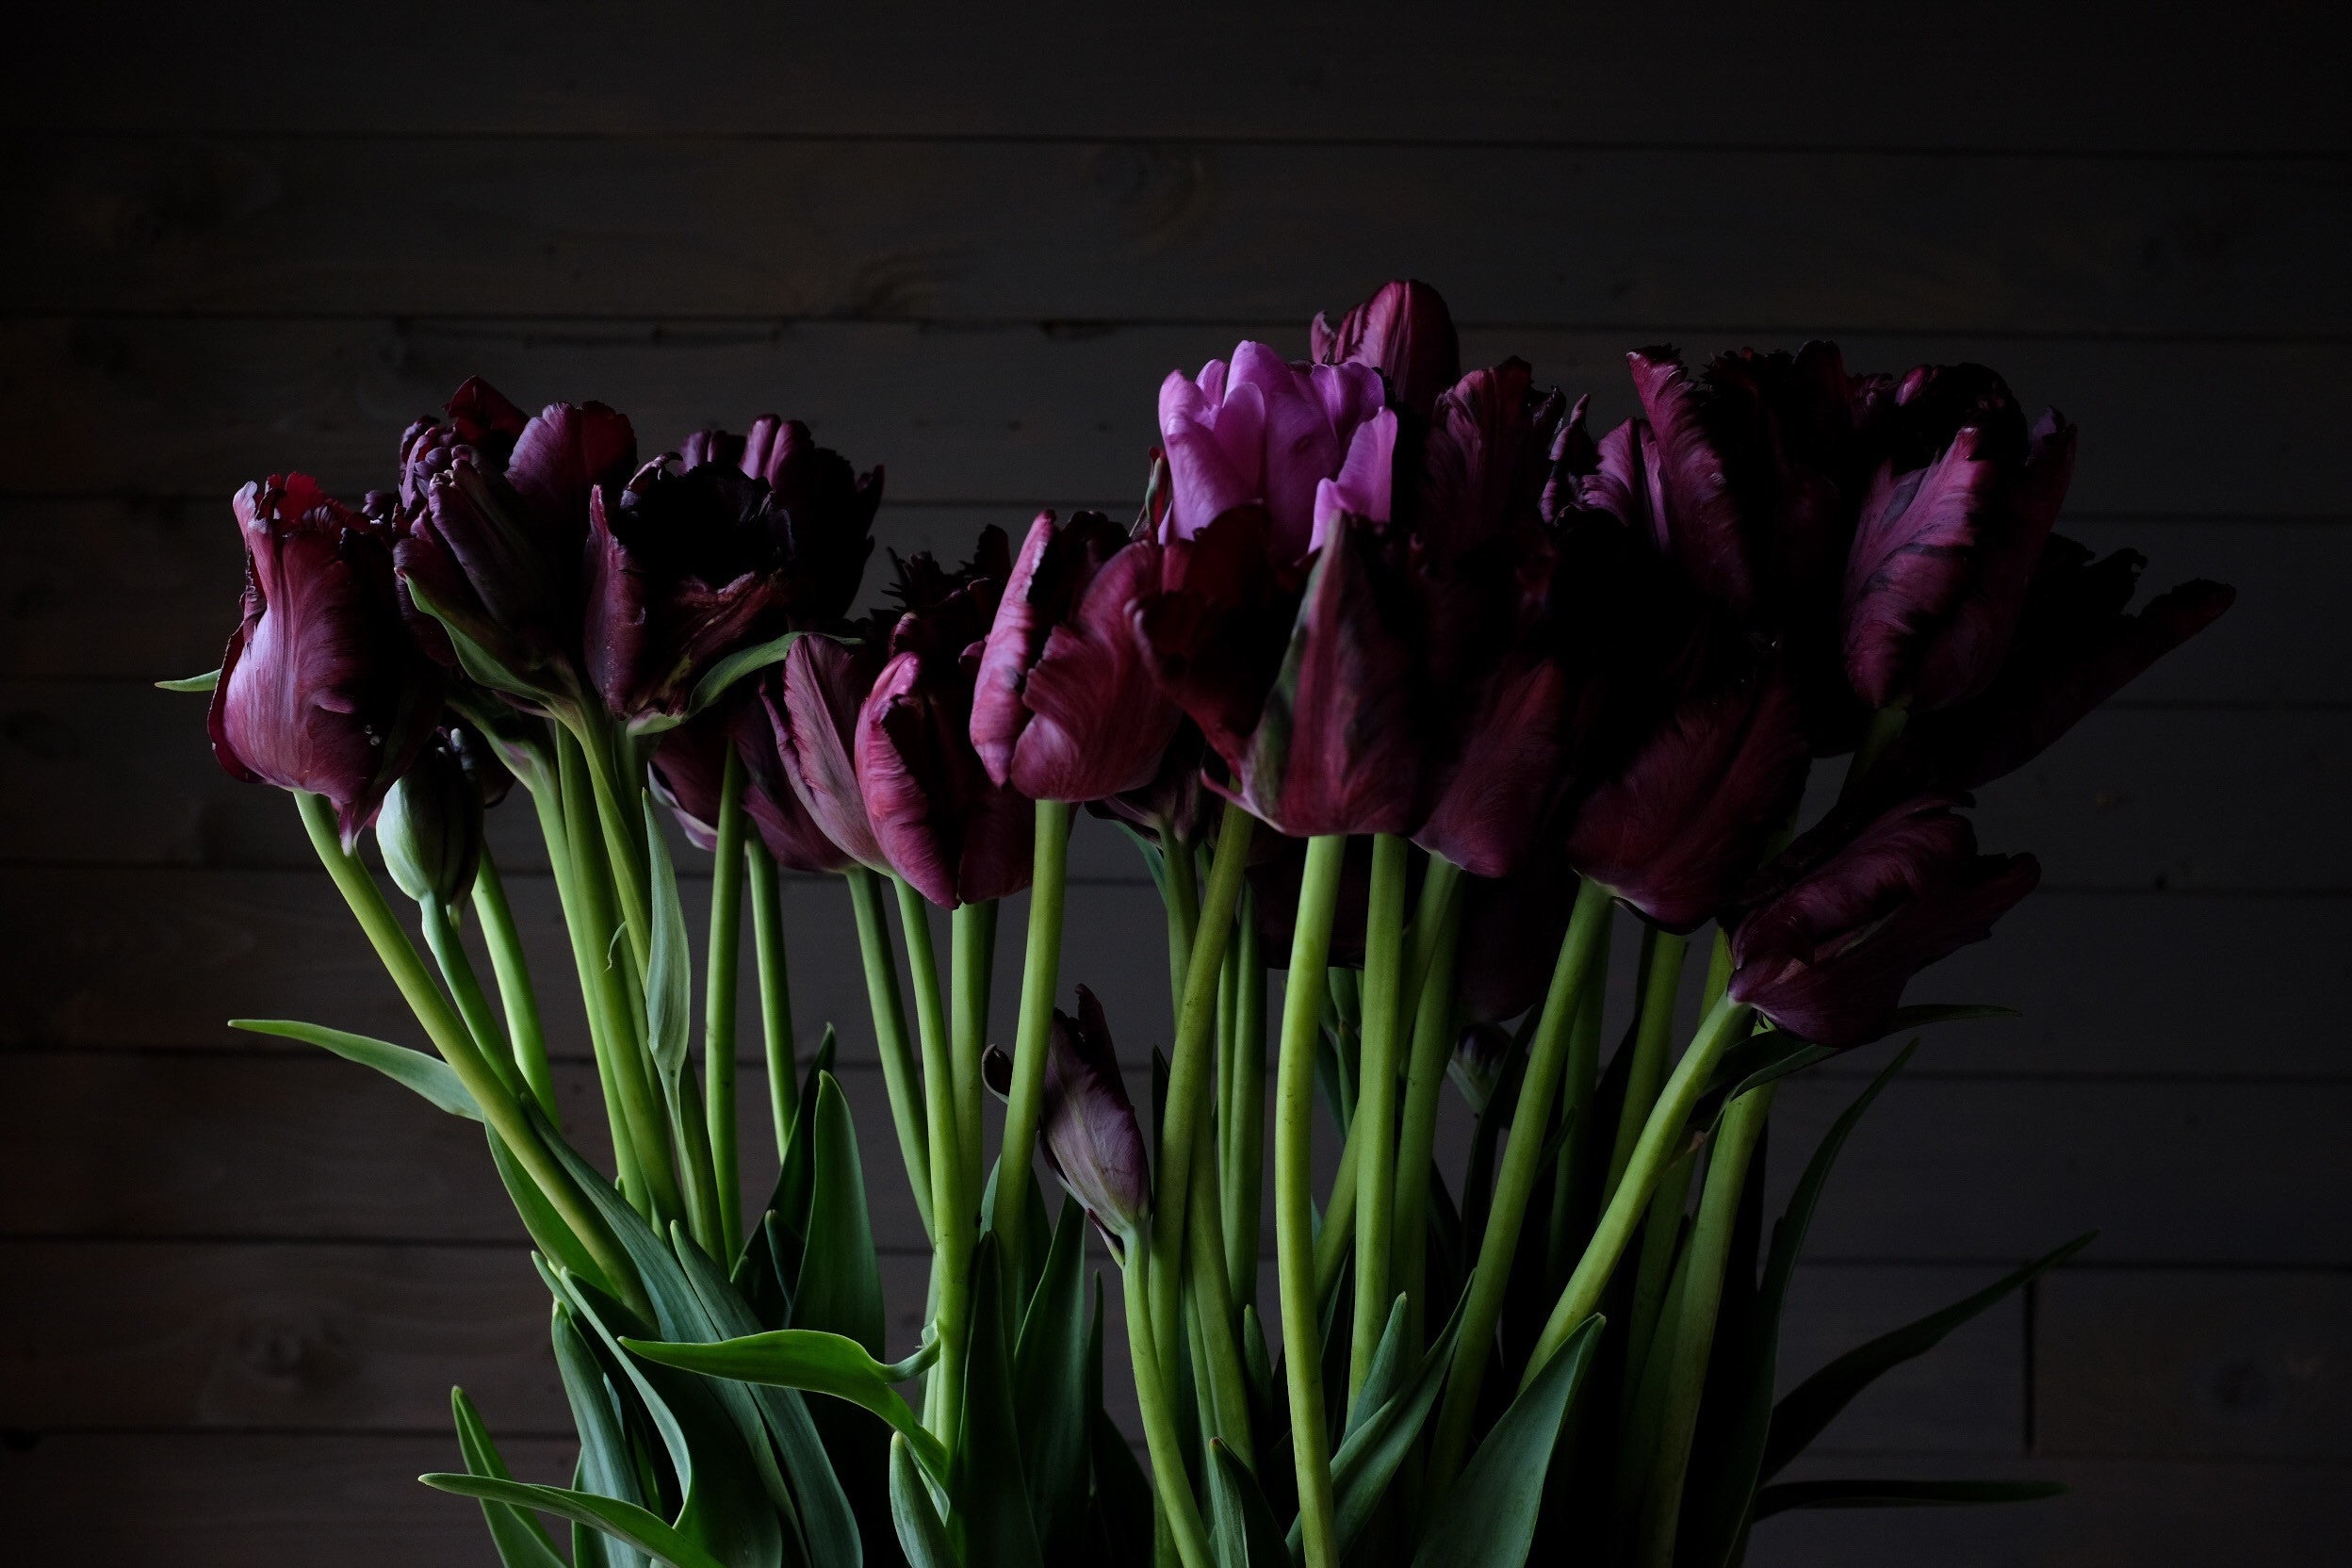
3, 5, 2346, 1562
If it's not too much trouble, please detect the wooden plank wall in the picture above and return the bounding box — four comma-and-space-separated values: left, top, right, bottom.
3, 4, 2346, 1560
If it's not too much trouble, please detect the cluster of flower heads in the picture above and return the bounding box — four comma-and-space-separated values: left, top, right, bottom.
207, 280, 2232, 1059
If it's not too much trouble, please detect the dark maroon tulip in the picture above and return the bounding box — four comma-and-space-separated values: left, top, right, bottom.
210, 475, 444, 846
1413, 358, 1559, 563
771, 630, 892, 874
1729, 794, 2040, 1048
650, 695, 853, 874
1087, 720, 1216, 847
1454, 840, 1581, 1022
1157, 341, 1396, 562
987, 985, 1151, 1243
970, 510, 1181, 803
1841, 366, 2079, 712
1883, 537, 2235, 795
854, 535, 1035, 906
1564, 648, 1812, 932
394, 391, 636, 710
1312, 278, 1463, 417
1447, 1021, 1515, 1116
377, 730, 483, 909
583, 424, 881, 728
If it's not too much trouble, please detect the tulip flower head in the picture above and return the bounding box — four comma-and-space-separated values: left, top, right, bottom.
1729, 794, 2040, 1048
211, 474, 445, 845
1311, 277, 1463, 418
650, 695, 855, 874
770, 630, 893, 874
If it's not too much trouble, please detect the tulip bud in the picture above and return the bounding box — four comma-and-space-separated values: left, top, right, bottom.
377, 733, 483, 911
1036, 986, 1152, 1245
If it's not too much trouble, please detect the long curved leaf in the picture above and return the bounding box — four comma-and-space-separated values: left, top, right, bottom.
419, 1475, 731, 1568
1012, 1196, 1093, 1557
1754, 1477, 2066, 1516
1410, 1314, 1603, 1568
794, 1072, 884, 1355
642, 794, 693, 1085
450, 1387, 568, 1568
888, 1433, 956, 1568
951, 1235, 1044, 1568
231, 1018, 479, 1119
1206, 1439, 1290, 1568
551, 1303, 648, 1568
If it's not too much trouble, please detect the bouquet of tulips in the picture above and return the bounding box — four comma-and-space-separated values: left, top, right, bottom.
172, 280, 2232, 1568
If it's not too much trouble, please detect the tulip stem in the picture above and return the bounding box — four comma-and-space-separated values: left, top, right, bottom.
1390, 871, 1465, 1353
897, 877, 969, 1446
1841, 702, 1910, 802
1185, 1044, 1253, 1467
419, 898, 527, 1105
1220, 896, 1266, 1315
1348, 832, 1412, 1408
1525, 992, 1757, 1389
745, 841, 800, 1165
951, 900, 995, 1206
471, 851, 558, 1123
1426, 876, 1614, 1498
567, 708, 654, 979
1120, 1244, 1217, 1568
1607, 930, 1690, 1206
989, 798, 1073, 1265
292, 791, 649, 1324
848, 866, 933, 1241
1147, 801, 1256, 1397
1545, 934, 1611, 1289
1275, 833, 1348, 1568
705, 748, 747, 1254
1162, 825, 1201, 1018
1639, 1083, 1777, 1568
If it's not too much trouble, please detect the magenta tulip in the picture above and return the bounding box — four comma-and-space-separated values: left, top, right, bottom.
970, 510, 1181, 803
1729, 794, 2040, 1048
1311, 277, 1463, 417
210, 475, 445, 844
987, 985, 1151, 1243
650, 695, 853, 874
771, 631, 892, 874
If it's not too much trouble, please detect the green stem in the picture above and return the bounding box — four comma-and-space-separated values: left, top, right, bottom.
1426, 877, 1614, 1494
1121, 1248, 1217, 1568
1524, 992, 1758, 1385
418, 898, 526, 1104
1700, 926, 1735, 1013
1607, 929, 1690, 1205
1639, 1084, 1777, 1568
1544, 922, 1611, 1287
566, 708, 653, 980
951, 900, 994, 1206
848, 866, 933, 1240
745, 840, 799, 1164
1391, 881, 1464, 1351
1221, 895, 1266, 1315
471, 852, 558, 1122
705, 749, 747, 1253
1314, 1119, 1361, 1305
1348, 832, 1411, 1406
1619, 1150, 1699, 1431
1163, 825, 1202, 1015
989, 799, 1073, 1263
667, 1044, 728, 1265
898, 878, 968, 1445
1841, 701, 1910, 801
1147, 802, 1256, 1393
1275, 833, 1348, 1568
293, 792, 647, 1322
530, 757, 644, 1207
1186, 1075, 1255, 1467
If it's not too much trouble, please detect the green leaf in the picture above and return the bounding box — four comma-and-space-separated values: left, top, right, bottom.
1309, 1287, 1467, 1560
1087, 1403, 1155, 1559
1012, 1197, 1093, 1558
642, 793, 694, 1085
951, 1235, 1044, 1568
450, 1387, 568, 1568
888, 1432, 957, 1568
1410, 1314, 1604, 1568
419, 1475, 732, 1568
1763, 1232, 2094, 1478
402, 572, 555, 708
1753, 1477, 2066, 1517
1885, 1003, 2020, 1031
1205, 1439, 1290, 1568
155, 668, 220, 693
679, 630, 805, 727
794, 1072, 885, 1357
551, 1303, 649, 1568
623, 1329, 946, 1488
231, 1018, 479, 1120
485, 1130, 606, 1294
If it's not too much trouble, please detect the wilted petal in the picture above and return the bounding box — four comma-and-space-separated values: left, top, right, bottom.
1037, 986, 1152, 1241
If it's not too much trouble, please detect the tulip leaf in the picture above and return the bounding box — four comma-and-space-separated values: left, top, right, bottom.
794, 1072, 885, 1356
1206, 1439, 1290, 1568
622, 1329, 947, 1488
419, 1475, 731, 1568
1762, 1232, 2094, 1479
485, 1129, 607, 1295
231, 1017, 482, 1120
888, 1433, 957, 1568
550, 1302, 651, 1568
1886, 1003, 2020, 1031
952, 1235, 1044, 1568
1752, 1477, 2066, 1517
155, 668, 220, 694
1696, 1035, 1839, 1131
1012, 1196, 1093, 1557
641, 793, 694, 1085
449, 1387, 568, 1568
677, 630, 806, 730
1408, 1314, 1604, 1568
1303, 1286, 1467, 1560
1089, 1402, 1155, 1558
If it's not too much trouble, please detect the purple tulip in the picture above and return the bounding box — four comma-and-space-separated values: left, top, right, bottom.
854, 534, 1036, 906
1840, 367, 2079, 712
1087, 720, 1217, 847
771, 630, 892, 874
583, 422, 880, 727
393, 388, 636, 709
1564, 646, 1812, 932
1413, 358, 1559, 563
987, 985, 1151, 1244
1157, 341, 1396, 561
210, 475, 444, 845
1454, 841, 1581, 1022
650, 695, 854, 874
1728, 794, 2040, 1049
1311, 278, 1463, 417
970, 510, 1181, 803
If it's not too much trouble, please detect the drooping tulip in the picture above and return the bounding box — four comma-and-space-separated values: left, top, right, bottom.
377, 729, 485, 911
984, 985, 1151, 1245
855, 534, 1036, 906
209, 475, 445, 845
650, 695, 853, 874
394, 389, 636, 710
1728, 794, 2040, 1048
970, 510, 1181, 802
583, 422, 881, 728
1311, 277, 1463, 417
